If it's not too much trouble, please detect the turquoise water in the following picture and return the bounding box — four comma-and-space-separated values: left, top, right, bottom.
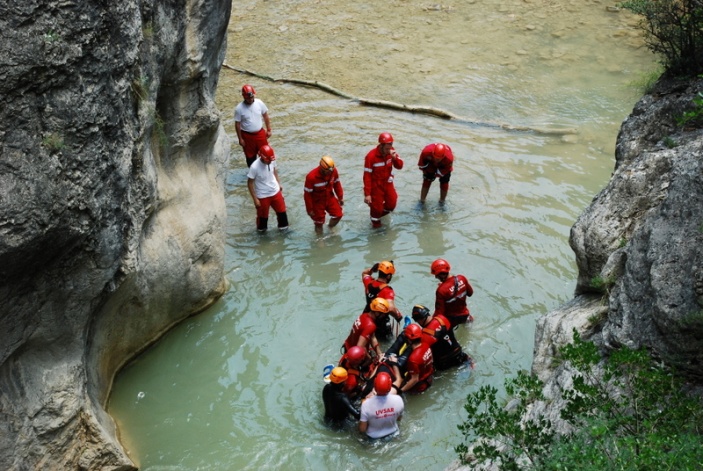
108, 1, 655, 470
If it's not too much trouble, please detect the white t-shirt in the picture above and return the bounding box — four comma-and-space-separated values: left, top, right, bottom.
247, 158, 280, 198
234, 99, 268, 133
360, 394, 404, 439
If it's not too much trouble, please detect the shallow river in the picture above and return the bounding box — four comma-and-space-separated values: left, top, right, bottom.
108, 1, 656, 469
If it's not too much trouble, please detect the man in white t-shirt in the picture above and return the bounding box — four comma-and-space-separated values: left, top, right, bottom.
235, 84, 272, 167
246, 145, 289, 232
359, 372, 404, 439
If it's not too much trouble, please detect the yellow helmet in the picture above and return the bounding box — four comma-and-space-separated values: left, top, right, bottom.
329, 367, 348, 384
370, 297, 391, 314
377, 260, 395, 275
320, 155, 335, 170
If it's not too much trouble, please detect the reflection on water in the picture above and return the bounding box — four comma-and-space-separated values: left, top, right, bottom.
108, 1, 655, 470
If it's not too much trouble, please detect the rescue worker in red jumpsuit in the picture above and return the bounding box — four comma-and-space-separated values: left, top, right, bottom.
342, 297, 392, 360
363, 132, 404, 228
431, 258, 474, 329
304, 155, 344, 234
337, 345, 371, 401
362, 260, 403, 340
399, 323, 434, 394
418, 142, 454, 205
412, 304, 472, 370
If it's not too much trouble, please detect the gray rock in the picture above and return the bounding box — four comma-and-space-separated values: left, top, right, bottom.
0, 0, 232, 469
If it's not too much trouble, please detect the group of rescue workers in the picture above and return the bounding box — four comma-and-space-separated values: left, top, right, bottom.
234, 84, 455, 233
323, 258, 475, 440
233, 83, 471, 440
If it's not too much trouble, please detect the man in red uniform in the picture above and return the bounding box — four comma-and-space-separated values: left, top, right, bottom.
399, 324, 434, 394
363, 132, 404, 228
362, 260, 403, 340
234, 84, 272, 167
337, 346, 371, 400
343, 297, 392, 359
418, 142, 454, 205
412, 304, 472, 370
304, 155, 344, 234
430, 258, 474, 328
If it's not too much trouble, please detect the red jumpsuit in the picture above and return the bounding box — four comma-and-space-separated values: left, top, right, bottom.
418, 143, 454, 192
343, 312, 377, 354
363, 146, 403, 226
303, 166, 344, 225
404, 343, 434, 393
435, 274, 474, 328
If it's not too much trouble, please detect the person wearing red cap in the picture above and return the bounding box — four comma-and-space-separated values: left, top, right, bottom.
359, 372, 404, 439
246, 145, 289, 232
418, 142, 454, 205
363, 132, 404, 228
431, 258, 474, 328
303, 156, 344, 234
235, 84, 272, 167
398, 323, 435, 394
337, 345, 372, 400
361, 260, 403, 340
412, 304, 472, 370
342, 298, 391, 360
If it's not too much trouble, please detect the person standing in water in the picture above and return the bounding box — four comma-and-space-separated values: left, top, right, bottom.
235, 84, 272, 167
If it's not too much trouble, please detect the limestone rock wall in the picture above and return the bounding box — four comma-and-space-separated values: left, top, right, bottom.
532, 76, 703, 425
0, 1, 231, 469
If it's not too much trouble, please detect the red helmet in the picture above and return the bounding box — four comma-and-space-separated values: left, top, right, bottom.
431, 258, 451, 275
258, 145, 275, 161
346, 346, 366, 365
378, 132, 393, 144
374, 372, 393, 396
433, 143, 446, 159
404, 323, 422, 341
242, 84, 255, 97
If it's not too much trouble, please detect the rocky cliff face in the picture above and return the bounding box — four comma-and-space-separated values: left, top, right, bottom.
0, 1, 231, 469
532, 75, 703, 424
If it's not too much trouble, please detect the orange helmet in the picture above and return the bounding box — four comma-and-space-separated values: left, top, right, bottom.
431, 258, 451, 275
258, 145, 275, 161
378, 132, 393, 144
370, 297, 391, 314
329, 367, 348, 384
404, 323, 422, 340
346, 346, 366, 365
433, 143, 446, 159
320, 155, 335, 170
374, 372, 393, 396
377, 260, 395, 276
242, 84, 255, 97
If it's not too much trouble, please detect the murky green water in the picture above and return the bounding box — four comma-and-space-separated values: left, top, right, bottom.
108, 1, 655, 470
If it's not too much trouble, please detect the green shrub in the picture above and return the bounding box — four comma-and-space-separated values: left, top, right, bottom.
676, 91, 703, 127
455, 331, 703, 470
42, 132, 64, 152
621, 0, 703, 75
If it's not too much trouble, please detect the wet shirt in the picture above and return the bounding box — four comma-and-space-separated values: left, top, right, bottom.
247, 158, 280, 198
343, 313, 377, 352
406, 343, 434, 385
360, 394, 404, 439
434, 274, 473, 319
